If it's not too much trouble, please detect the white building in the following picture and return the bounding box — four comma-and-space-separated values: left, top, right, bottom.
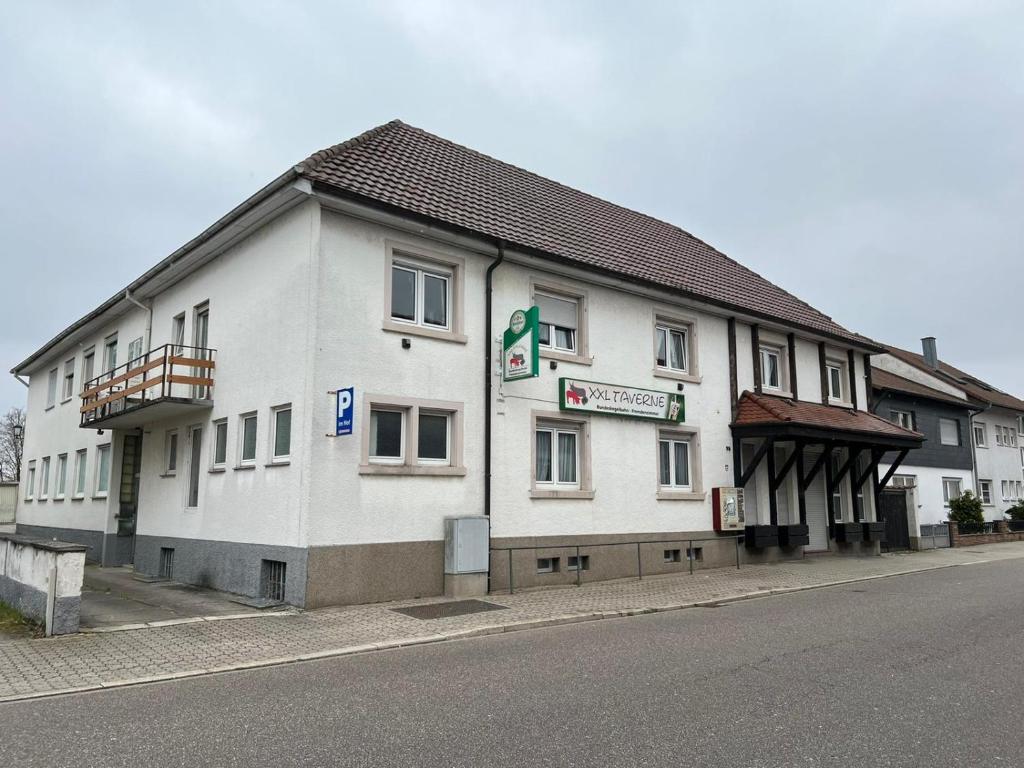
10, 121, 922, 607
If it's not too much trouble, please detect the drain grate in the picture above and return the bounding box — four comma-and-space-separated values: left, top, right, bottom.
392, 599, 508, 620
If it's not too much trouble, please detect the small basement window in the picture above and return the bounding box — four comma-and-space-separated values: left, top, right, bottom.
686, 547, 704, 562
664, 549, 682, 563
159, 548, 175, 580
536, 557, 560, 574
567, 555, 590, 572
261, 559, 287, 602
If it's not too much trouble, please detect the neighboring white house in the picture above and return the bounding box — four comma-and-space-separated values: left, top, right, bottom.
0, 481, 17, 529
10, 120, 922, 607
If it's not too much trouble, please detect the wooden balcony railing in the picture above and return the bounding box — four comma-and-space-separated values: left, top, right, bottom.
80, 344, 216, 428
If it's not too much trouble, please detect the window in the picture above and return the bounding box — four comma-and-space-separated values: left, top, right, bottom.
55, 454, 67, 499
889, 474, 917, 488
655, 324, 688, 373
995, 425, 1016, 447
46, 368, 58, 408
535, 424, 579, 488
942, 477, 963, 504
95, 444, 111, 496
171, 313, 186, 353
187, 426, 202, 508
826, 360, 846, 402
890, 410, 914, 430
39, 456, 50, 499
535, 291, 579, 354
536, 557, 560, 574
664, 549, 682, 563
390, 261, 450, 330
360, 396, 465, 475
1018, 416, 1024, 435
939, 418, 960, 446
127, 336, 144, 365
567, 555, 590, 572
239, 413, 258, 466
760, 346, 782, 391
658, 436, 691, 490
830, 454, 844, 521
1001, 480, 1009, 500
82, 348, 95, 386
974, 422, 988, 448
73, 450, 87, 498
164, 431, 179, 474
103, 335, 118, 373
212, 419, 228, 469
272, 405, 292, 461
978, 480, 993, 505
62, 359, 75, 402
25, 460, 36, 500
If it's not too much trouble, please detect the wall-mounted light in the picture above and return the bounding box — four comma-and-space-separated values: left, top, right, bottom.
402, 338, 411, 349
549, 360, 558, 370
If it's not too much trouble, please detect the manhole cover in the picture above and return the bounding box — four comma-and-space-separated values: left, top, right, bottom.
392, 599, 508, 620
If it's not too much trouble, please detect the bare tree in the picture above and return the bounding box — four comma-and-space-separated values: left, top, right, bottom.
0, 407, 26, 482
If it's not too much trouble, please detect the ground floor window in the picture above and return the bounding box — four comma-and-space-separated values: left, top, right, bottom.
830, 454, 844, 521
187, 426, 202, 508
942, 477, 963, 504
535, 425, 578, 487
889, 474, 916, 488
979, 479, 993, 505
95, 444, 111, 496
360, 396, 464, 474
658, 436, 691, 490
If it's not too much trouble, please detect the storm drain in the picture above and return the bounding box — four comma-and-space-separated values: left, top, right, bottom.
392, 599, 509, 620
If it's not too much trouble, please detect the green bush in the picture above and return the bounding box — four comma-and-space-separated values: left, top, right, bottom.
1007, 502, 1024, 521
948, 491, 984, 525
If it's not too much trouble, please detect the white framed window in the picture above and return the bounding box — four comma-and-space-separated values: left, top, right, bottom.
1007, 426, 1019, 448
390, 260, 451, 331
46, 368, 58, 409
939, 418, 960, 447
942, 477, 963, 504
211, 419, 228, 469
890, 410, 914, 430
55, 454, 67, 499
73, 449, 87, 498
655, 324, 688, 374
1018, 416, 1024, 435
102, 334, 118, 373
535, 423, 579, 489
95, 444, 111, 497
978, 480, 993, 505
171, 313, 186, 353
39, 456, 50, 499
25, 460, 36, 500
360, 396, 464, 475
238, 413, 258, 467
760, 345, 783, 391
186, 425, 202, 508
535, 291, 579, 354
826, 359, 847, 403
974, 422, 987, 448
889, 474, 916, 488
127, 336, 144, 365
164, 430, 179, 475
658, 435, 692, 491
82, 348, 95, 387
271, 405, 292, 462
536, 557, 559, 574
62, 358, 76, 402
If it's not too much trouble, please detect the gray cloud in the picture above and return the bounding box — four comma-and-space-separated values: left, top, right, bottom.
2, 0, 1021, 411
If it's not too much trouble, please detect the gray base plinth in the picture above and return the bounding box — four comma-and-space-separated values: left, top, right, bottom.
444, 572, 487, 598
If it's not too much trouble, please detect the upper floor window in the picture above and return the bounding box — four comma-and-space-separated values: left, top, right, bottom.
238, 413, 258, 467
171, 313, 186, 353
272, 405, 292, 462
826, 359, 847, 403
212, 419, 228, 469
655, 324, 688, 373
62, 358, 75, 402
82, 348, 95, 386
127, 337, 144, 365
383, 243, 465, 342
760, 345, 784, 391
996, 425, 1017, 448
939, 418, 960, 446
46, 368, 58, 408
974, 422, 987, 448
25, 460, 36, 500
535, 291, 578, 354
103, 334, 118, 373
890, 410, 914, 430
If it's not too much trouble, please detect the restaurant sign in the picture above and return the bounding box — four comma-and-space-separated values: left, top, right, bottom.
558, 378, 685, 423
503, 307, 540, 382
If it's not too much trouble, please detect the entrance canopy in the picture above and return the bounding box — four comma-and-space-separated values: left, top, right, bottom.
730, 392, 924, 546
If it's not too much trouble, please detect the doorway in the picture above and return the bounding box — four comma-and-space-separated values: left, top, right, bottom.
117, 433, 144, 564
878, 489, 911, 551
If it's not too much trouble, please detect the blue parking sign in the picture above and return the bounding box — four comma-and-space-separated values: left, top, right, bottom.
336, 387, 354, 436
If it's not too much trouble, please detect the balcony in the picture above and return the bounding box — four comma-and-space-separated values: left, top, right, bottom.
80, 345, 216, 430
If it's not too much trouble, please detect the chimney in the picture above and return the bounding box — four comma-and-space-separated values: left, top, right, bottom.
921, 337, 938, 368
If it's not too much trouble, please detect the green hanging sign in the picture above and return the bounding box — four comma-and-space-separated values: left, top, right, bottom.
502, 307, 540, 381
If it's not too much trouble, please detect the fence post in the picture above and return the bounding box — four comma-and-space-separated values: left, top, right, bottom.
636, 542, 643, 581
508, 549, 514, 594
689, 539, 694, 575
575, 545, 581, 587
735, 536, 741, 569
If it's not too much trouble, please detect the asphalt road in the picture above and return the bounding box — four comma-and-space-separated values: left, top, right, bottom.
4, 558, 1024, 767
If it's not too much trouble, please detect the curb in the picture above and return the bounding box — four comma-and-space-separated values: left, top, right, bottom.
0, 553, 1002, 704
79, 610, 297, 634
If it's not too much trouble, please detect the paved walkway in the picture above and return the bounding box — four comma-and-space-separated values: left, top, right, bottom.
3, 543, 1024, 702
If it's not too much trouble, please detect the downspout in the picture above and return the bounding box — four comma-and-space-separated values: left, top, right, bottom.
125, 290, 152, 351
484, 243, 506, 519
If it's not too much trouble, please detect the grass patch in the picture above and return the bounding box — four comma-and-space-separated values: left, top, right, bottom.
0, 599, 42, 639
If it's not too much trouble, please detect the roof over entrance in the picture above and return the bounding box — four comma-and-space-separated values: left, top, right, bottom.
732, 391, 924, 447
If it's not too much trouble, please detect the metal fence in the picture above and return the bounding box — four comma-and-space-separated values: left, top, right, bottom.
1007, 520, 1024, 533
493, 534, 744, 594
918, 523, 950, 549
955, 521, 995, 535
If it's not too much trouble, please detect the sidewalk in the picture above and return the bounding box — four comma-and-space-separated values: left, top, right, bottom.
3, 542, 1024, 702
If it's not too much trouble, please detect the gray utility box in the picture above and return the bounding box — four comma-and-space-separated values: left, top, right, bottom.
444, 516, 489, 574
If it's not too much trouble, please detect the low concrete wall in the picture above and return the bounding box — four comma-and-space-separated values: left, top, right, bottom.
0, 533, 87, 635
949, 520, 1024, 548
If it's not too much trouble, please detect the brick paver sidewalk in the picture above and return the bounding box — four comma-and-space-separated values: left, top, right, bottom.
3, 543, 1023, 702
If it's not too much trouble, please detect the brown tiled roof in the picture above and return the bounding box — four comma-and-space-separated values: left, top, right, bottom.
733, 391, 923, 442
872, 368, 975, 409
299, 120, 869, 345
883, 345, 1024, 414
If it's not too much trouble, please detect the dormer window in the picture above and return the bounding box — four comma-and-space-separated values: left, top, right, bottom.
760, 346, 782, 391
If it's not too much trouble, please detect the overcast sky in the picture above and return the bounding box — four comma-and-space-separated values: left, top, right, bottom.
2, 1, 1022, 413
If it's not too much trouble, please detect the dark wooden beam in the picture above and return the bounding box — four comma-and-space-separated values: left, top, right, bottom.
770, 446, 800, 493
787, 333, 799, 400
818, 342, 829, 405
834, 447, 862, 486
732, 435, 742, 487
728, 318, 738, 421
801, 444, 831, 491
824, 449, 836, 538
863, 353, 874, 412
751, 324, 762, 394
853, 448, 885, 491
796, 442, 808, 525
766, 444, 778, 526
878, 449, 910, 488
738, 437, 773, 488
847, 348, 859, 411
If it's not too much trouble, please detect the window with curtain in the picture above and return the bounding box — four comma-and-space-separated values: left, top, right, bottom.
942, 477, 962, 503
534, 292, 578, 353
535, 425, 578, 487
760, 347, 781, 390
655, 324, 688, 372
658, 436, 691, 489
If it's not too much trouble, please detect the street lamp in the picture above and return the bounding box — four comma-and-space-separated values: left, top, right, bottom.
12, 424, 22, 440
